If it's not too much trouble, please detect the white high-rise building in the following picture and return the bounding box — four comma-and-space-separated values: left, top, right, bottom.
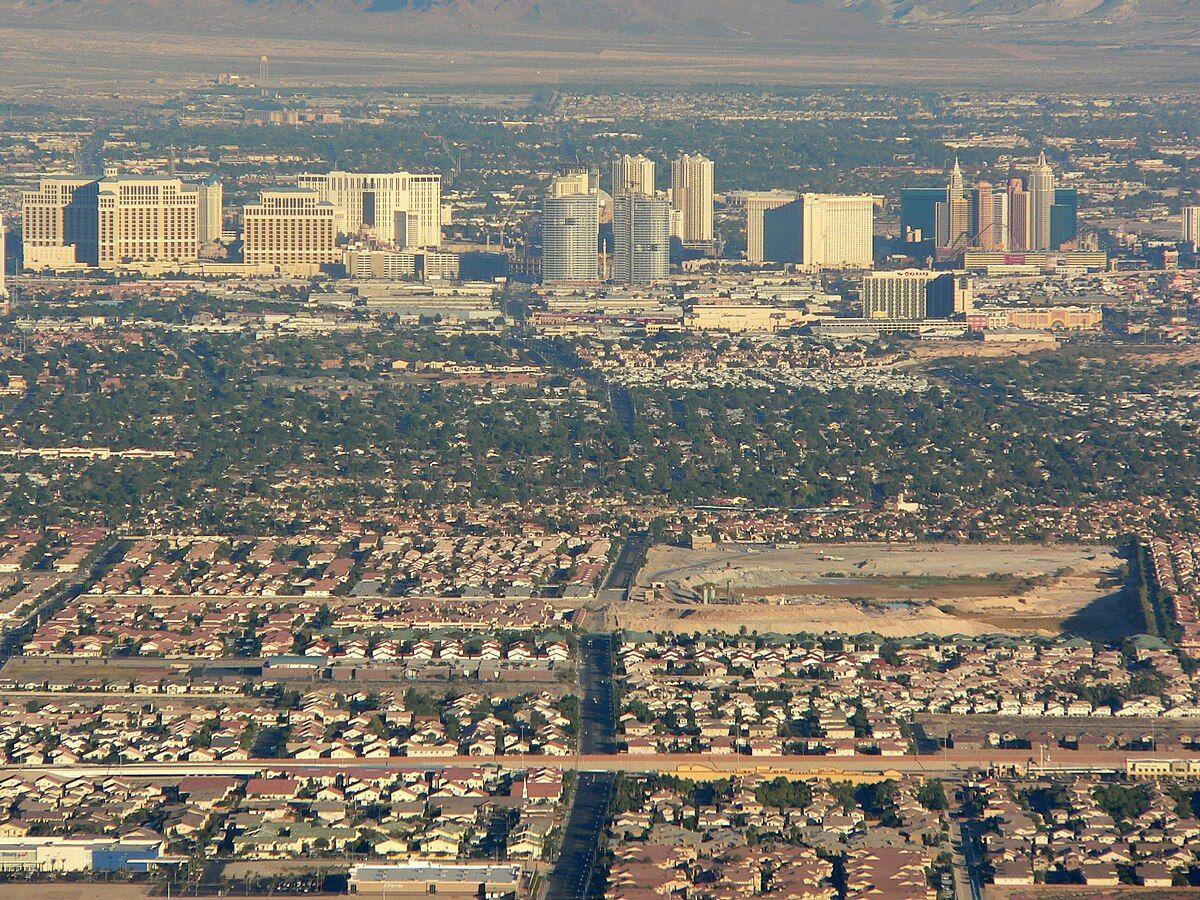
612, 193, 670, 285
611, 154, 655, 197
1027, 151, 1056, 251
762, 193, 874, 270
197, 179, 223, 246
1184, 206, 1200, 251
96, 176, 201, 270
541, 194, 599, 284
296, 171, 442, 248
670, 154, 714, 244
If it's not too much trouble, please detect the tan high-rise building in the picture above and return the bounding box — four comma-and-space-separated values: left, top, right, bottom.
551, 170, 594, 197
742, 190, 798, 263
197, 179, 223, 246
243, 189, 338, 275
96, 176, 200, 269
1183, 206, 1200, 251
1008, 179, 1031, 252
763, 193, 874, 271
936, 160, 970, 250
611, 154, 655, 197
990, 191, 1010, 252
296, 171, 441, 248
670, 154, 714, 244
1027, 152, 1056, 251
21, 177, 100, 268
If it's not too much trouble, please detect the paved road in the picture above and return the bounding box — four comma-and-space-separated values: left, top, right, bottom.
577, 634, 617, 755
3, 747, 1186, 779
601, 531, 648, 600
0, 539, 124, 667
950, 820, 981, 900
545, 771, 615, 899
545, 634, 618, 898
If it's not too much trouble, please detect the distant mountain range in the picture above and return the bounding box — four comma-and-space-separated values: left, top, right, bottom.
0, 0, 1193, 41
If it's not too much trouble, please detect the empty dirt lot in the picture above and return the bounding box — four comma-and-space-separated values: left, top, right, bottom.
624, 543, 1126, 638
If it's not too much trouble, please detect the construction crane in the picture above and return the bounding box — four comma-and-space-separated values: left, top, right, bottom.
942, 219, 1008, 262
496, 187, 527, 251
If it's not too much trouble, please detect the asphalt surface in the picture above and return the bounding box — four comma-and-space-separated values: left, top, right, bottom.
5, 747, 1183, 779
950, 820, 981, 900
0, 539, 125, 666
578, 633, 617, 756
544, 634, 619, 898
602, 530, 648, 597
545, 771, 615, 900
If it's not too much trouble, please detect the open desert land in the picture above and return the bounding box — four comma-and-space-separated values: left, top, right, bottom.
2, 22, 1200, 95
622, 542, 1130, 638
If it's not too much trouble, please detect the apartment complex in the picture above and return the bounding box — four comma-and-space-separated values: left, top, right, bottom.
541, 194, 599, 284
762, 193, 875, 270
242, 189, 338, 275
670, 154, 714, 244
612, 193, 670, 286
296, 171, 442, 248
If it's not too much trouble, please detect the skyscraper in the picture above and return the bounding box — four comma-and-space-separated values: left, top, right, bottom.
21, 177, 100, 268
1185, 206, 1200, 251
611, 154, 656, 197
1008, 179, 1031, 253
935, 159, 970, 249
990, 191, 1010, 252
972, 181, 1007, 250
1027, 151, 1056, 251
900, 188, 944, 244
670, 154, 714, 244
243, 189, 339, 275
742, 190, 798, 263
763, 194, 874, 270
551, 171, 594, 197
296, 171, 442, 248
612, 193, 670, 285
0, 222, 7, 299
541, 194, 599, 284
197, 179, 223, 246
96, 176, 201, 269
1051, 187, 1078, 250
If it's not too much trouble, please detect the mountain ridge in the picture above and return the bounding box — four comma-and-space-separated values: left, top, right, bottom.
0, 0, 1193, 41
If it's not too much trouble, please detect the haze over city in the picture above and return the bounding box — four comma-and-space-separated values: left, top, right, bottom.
2, 2, 1200, 899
